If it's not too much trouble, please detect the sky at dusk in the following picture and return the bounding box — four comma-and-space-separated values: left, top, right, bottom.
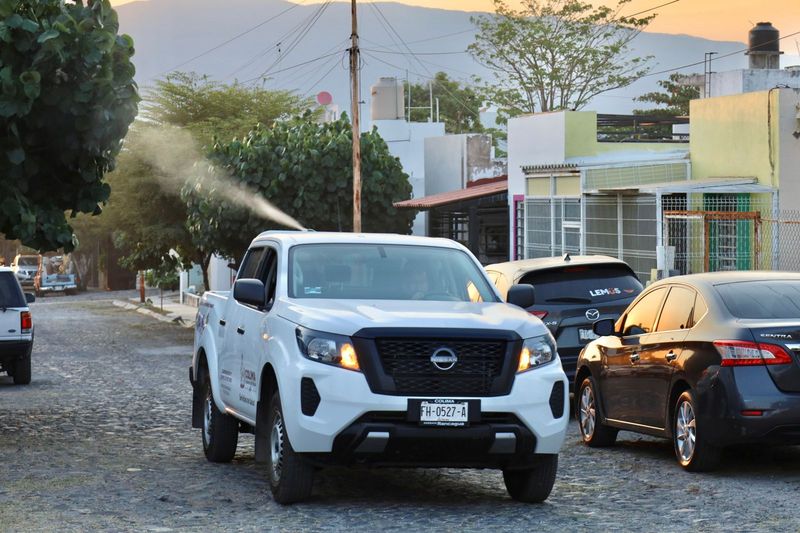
109, 0, 800, 52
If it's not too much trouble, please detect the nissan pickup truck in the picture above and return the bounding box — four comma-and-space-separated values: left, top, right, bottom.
190, 231, 569, 504
0, 267, 35, 384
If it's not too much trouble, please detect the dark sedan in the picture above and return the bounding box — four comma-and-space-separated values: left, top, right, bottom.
486, 254, 643, 387
575, 271, 800, 471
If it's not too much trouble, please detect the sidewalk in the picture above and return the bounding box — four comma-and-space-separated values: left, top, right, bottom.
112, 290, 198, 329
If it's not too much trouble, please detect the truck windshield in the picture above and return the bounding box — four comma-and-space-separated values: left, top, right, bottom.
289, 244, 498, 302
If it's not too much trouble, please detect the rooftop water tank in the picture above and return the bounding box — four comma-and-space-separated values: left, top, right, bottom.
746, 22, 782, 70
370, 77, 405, 121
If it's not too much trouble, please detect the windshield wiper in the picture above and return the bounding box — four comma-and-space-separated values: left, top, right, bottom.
544, 297, 592, 304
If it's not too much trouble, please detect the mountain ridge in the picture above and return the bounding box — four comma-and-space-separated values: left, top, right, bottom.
116, 0, 773, 115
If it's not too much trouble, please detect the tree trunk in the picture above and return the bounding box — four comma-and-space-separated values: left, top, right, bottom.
200, 253, 212, 293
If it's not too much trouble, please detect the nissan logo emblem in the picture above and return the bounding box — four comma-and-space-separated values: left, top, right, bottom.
430, 347, 458, 371
586, 309, 600, 321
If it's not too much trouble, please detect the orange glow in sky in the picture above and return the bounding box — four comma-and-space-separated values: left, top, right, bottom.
109, 0, 800, 51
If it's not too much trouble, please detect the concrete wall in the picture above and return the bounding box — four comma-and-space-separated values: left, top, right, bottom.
705, 69, 800, 98
424, 135, 467, 196
372, 119, 445, 236
778, 88, 800, 213
424, 134, 498, 197
690, 90, 777, 187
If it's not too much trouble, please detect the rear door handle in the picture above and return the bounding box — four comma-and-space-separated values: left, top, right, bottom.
629, 352, 640, 363
666, 350, 677, 362
236, 327, 245, 335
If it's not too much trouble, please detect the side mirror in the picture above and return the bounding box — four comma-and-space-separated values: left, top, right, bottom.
233, 278, 265, 308
593, 318, 616, 337
507, 283, 535, 309
25, 293, 35, 304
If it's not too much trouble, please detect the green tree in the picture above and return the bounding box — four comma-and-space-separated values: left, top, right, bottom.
634, 72, 699, 117
469, 0, 653, 121
89, 75, 316, 288
143, 72, 317, 147
408, 72, 484, 134
182, 113, 415, 284
0, 0, 138, 251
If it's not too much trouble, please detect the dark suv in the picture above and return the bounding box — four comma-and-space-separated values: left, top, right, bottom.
486, 254, 643, 386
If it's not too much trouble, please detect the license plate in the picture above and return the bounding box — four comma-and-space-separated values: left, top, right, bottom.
579, 328, 599, 341
419, 399, 469, 427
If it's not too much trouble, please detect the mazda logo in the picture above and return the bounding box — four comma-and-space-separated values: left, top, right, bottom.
430, 347, 458, 371
586, 309, 600, 321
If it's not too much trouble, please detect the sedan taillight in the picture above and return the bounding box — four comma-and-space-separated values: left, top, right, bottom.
713, 340, 793, 366
20, 311, 32, 333
529, 310, 548, 319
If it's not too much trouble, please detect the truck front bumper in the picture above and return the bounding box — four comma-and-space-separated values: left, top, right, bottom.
281, 358, 569, 458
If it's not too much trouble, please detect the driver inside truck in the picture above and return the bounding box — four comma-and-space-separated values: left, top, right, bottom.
403, 263, 429, 300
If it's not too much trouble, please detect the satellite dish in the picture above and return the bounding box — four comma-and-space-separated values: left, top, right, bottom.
316, 91, 333, 106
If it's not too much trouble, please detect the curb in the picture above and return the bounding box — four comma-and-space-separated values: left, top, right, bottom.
112, 300, 194, 329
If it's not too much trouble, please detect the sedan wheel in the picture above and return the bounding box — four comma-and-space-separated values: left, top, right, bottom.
672, 390, 720, 471
675, 399, 696, 463
577, 376, 617, 447
579, 384, 596, 439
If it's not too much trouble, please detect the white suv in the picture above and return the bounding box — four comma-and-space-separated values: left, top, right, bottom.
190, 232, 569, 503
0, 267, 34, 384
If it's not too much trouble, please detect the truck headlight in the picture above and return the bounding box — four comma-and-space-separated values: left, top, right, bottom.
517, 334, 556, 373
296, 327, 360, 371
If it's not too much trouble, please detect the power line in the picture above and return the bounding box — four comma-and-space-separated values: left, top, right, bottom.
242, 0, 335, 86
227, 0, 331, 79
362, 50, 481, 118
640, 29, 800, 80
624, 0, 681, 18
361, 48, 469, 56
285, 38, 350, 90
158, 1, 308, 76
304, 52, 347, 96
239, 51, 346, 85
367, 1, 481, 119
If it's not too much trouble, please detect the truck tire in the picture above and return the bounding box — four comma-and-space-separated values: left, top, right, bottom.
201, 380, 238, 462
13, 354, 31, 385
503, 454, 558, 503
267, 390, 314, 504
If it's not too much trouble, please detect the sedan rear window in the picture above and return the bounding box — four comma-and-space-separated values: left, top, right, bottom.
519, 264, 643, 304
716, 280, 800, 319
0, 272, 26, 308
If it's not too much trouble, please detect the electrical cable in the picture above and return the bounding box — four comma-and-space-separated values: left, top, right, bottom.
158, 1, 309, 76
241, 0, 336, 85
367, 1, 481, 118
231, 0, 334, 79
639, 29, 800, 80
304, 51, 347, 96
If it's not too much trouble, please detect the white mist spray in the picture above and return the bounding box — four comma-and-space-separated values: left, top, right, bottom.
131, 125, 306, 231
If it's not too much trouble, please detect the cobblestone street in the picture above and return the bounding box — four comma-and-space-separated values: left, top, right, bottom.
1, 296, 799, 531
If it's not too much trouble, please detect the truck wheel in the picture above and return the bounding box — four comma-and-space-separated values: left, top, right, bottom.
12, 354, 31, 385
503, 454, 558, 503
267, 391, 314, 504
201, 380, 238, 462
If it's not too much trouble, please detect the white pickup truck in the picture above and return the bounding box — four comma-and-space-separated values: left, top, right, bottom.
0, 267, 35, 384
190, 231, 568, 504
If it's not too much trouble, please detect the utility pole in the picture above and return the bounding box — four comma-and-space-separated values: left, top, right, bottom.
349, 0, 362, 232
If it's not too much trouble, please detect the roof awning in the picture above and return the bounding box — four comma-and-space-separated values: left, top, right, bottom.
394, 180, 508, 210
589, 177, 775, 195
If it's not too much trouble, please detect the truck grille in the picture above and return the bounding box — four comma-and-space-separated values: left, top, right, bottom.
375, 338, 506, 396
